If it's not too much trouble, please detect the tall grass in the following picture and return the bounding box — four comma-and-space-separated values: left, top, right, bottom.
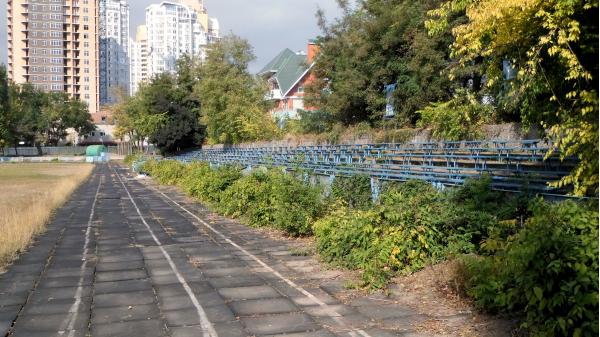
0, 163, 93, 271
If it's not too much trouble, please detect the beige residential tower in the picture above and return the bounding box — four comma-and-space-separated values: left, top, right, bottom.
7, 0, 99, 115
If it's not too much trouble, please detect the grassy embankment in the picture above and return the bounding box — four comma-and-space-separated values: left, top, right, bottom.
0, 163, 93, 271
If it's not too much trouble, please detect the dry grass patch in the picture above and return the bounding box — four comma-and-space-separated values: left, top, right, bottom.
0, 163, 93, 271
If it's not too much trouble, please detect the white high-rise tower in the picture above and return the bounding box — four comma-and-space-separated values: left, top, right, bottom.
130, 1, 219, 93
99, 0, 130, 105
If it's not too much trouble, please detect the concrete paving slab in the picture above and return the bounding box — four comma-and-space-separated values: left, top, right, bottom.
302, 304, 358, 317
200, 267, 252, 278
22, 298, 91, 315
91, 319, 167, 337
218, 285, 281, 301
0, 293, 29, 307
38, 275, 94, 288
153, 281, 212, 297
11, 329, 88, 337
230, 298, 299, 316
207, 275, 265, 288
170, 321, 247, 337
163, 304, 235, 327
96, 260, 145, 272
92, 304, 161, 324
13, 312, 89, 331
94, 290, 157, 308
95, 269, 148, 282
264, 330, 337, 337
355, 304, 416, 320
241, 313, 318, 335
94, 278, 153, 294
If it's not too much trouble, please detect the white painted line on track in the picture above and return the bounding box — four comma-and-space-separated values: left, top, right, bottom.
58, 176, 103, 336
157, 190, 373, 337
113, 166, 218, 337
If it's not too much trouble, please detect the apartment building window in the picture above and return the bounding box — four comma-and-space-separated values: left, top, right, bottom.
52, 84, 62, 90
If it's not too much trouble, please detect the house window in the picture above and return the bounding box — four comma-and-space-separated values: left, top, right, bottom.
298, 86, 304, 93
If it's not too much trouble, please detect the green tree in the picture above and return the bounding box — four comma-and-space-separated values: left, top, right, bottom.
306, 0, 462, 126
427, 0, 599, 195
114, 83, 167, 150
148, 56, 205, 153
41, 92, 94, 146
7, 84, 46, 152
196, 35, 278, 144
0, 65, 10, 149
115, 56, 205, 153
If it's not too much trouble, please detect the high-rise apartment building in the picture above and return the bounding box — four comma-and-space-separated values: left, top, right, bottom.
148, 2, 218, 74
7, 0, 99, 115
129, 1, 219, 94
99, 0, 130, 105
130, 25, 148, 95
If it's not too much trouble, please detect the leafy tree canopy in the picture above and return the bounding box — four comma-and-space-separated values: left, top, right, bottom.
306, 0, 463, 125
426, 0, 599, 195
196, 35, 279, 144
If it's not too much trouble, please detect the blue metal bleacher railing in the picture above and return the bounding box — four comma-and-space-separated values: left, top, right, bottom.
170, 139, 578, 196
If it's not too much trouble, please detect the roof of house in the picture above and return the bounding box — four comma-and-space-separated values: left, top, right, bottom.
258, 48, 311, 97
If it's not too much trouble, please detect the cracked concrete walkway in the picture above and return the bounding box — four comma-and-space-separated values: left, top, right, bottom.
0, 164, 430, 337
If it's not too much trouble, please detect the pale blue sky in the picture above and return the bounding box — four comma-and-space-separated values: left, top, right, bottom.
0, 0, 341, 72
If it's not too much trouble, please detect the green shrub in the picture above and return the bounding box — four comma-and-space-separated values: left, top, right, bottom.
220, 169, 323, 236
267, 170, 323, 236
314, 180, 449, 288
124, 153, 144, 167
144, 160, 322, 237
177, 161, 211, 196
443, 176, 522, 255
463, 200, 599, 336
329, 175, 372, 210
217, 170, 273, 223
196, 166, 243, 203
141, 159, 187, 185
285, 110, 335, 134
417, 90, 495, 141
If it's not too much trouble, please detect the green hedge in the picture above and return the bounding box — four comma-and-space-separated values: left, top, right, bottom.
141, 160, 322, 236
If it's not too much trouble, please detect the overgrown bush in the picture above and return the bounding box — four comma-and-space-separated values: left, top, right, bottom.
267, 170, 323, 236
124, 153, 144, 167
329, 175, 372, 210
463, 200, 599, 336
285, 110, 335, 134
417, 90, 496, 141
141, 159, 187, 185
314, 181, 450, 287
143, 160, 322, 236
218, 169, 323, 236
187, 165, 242, 203
217, 170, 273, 223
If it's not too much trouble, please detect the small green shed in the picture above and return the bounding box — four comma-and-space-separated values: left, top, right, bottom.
86, 145, 108, 157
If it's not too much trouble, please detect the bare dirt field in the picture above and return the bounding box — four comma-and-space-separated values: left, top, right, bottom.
0, 163, 93, 271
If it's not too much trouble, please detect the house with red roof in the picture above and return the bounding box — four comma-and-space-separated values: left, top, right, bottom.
258, 41, 319, 120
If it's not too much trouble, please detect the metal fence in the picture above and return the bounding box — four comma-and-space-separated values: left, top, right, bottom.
172, 139, 577, 196
1, 146, 119, 156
